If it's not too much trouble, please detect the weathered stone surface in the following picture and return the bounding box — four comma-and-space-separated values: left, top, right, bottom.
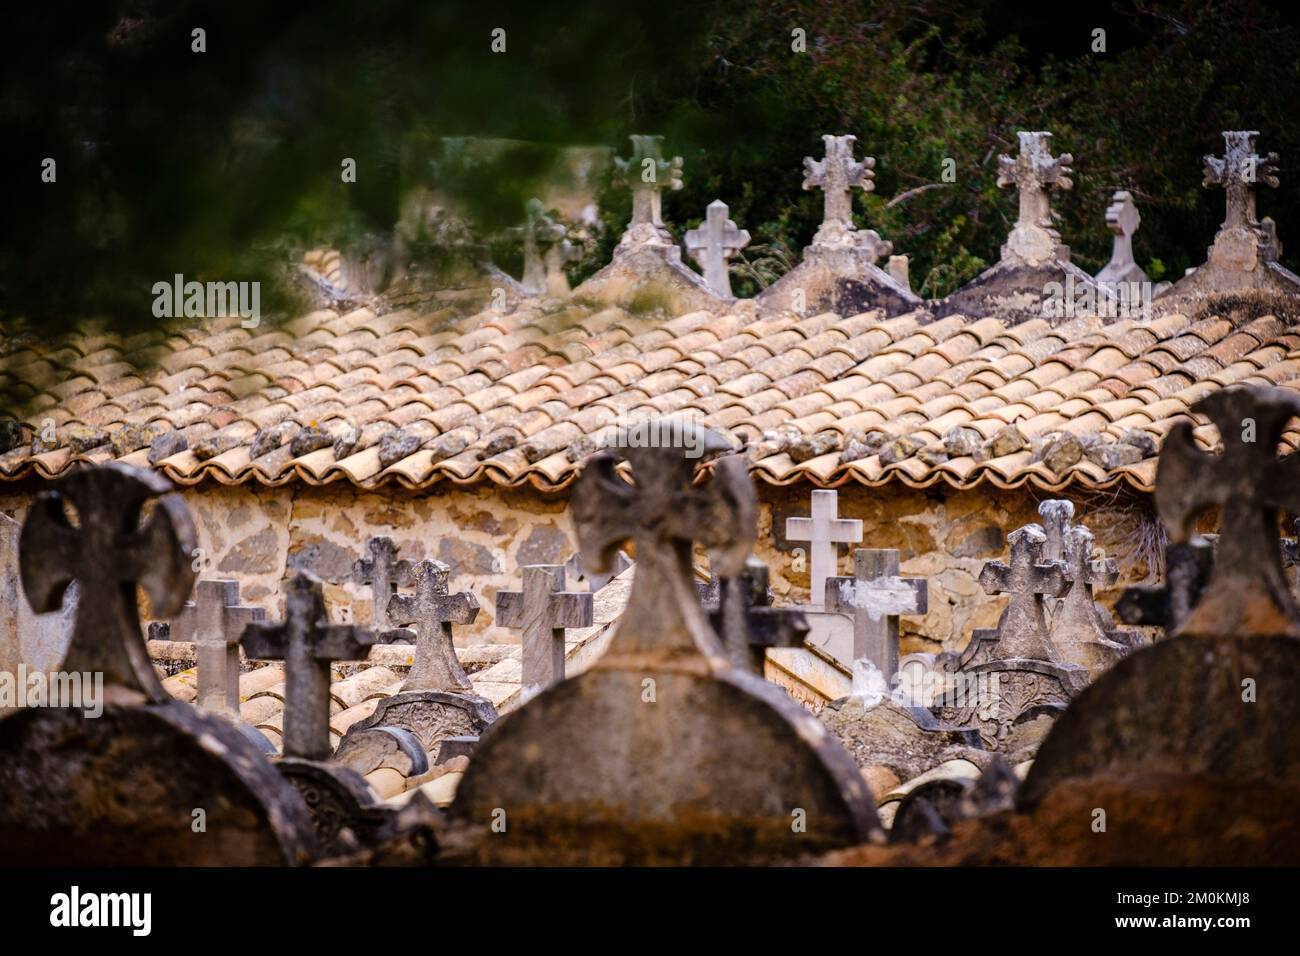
352, 536, 415, 641
942, 427, 982, 458
1084, 438, 1144, 470
109, 422, 162, 458
789, 430, 839, 463
702, 556, 809, 672
1115, 536, 1216, 632
496, 564, 593, 699
982, 424, 1028, 459
785, 488, 863, 607
977, 525, 1068, 662
1048, 525, 1128, 678
290, 424, 333, 458
194, 433, 238, 461
1038, 433, 1083, 473
839, 430, 886, 464
564, 548, 632, 592
826, 549, 927, 682
453, 428, 877, 863
819, 696, 985, 781
878, 435, 921, 465
0, 419, 23, 454
378, 428, 421, 468
1095, 190, 1151, 287
148, 429, 188, 463
517, 523, 570, 566
331, 420, 361, 459
64, 423, 108, 454
250, 423, 290, 459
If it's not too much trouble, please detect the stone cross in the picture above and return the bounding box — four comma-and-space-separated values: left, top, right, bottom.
803, 134, 875, 240
703, 556, 809, 672
996, 131, 1073, 264
1203, 131, 1279, 232
387, 559, 478, 694
517, 198, 567, 295
19, 463, 196, 702
1096, 190, 1150, 285
613, 134, 683, 246
825, 548, 928, 681
1049, 526, 1127, 676
785, 488, 863, 607
684, 200, 750, 298
240, 573, 376, 761
495, 565, 594, 698
1037, 499, 1074, 616
978, 524, 1068, 661
168, 578, 265, 717
1154, 385, 1300, 635
352, 536, 414, 642
1116, 535, 1216, 633
543, 236, 582, 296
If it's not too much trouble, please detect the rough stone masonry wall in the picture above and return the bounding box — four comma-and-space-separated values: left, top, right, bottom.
1, 475, 1161, 662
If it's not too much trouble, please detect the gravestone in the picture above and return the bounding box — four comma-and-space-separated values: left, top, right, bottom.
1095, 190, 1151, 286
785, 488, 863, 607
340, 559, 497, 765
757, 134, 920, 316
825, 548, 927, 683
452, 427, 878, 863
1116, 535, 1216, 634
1036, 499, 1074, 616
0, 464, 316, 865
1021, 385, 1300, 809
515, 198, 567, 296
1164, 131, 1300, 297
573, 134, 721, 313
700, 556, 809, 672
241, 572, 392, 856
353, 536, 415, 644
684, 199, 750, 298
496, 564, 594, 700
159, 578, 274, 751
934, 130, 1108, 324
977, 524, 1068, 662
1047, 526, 1129, 678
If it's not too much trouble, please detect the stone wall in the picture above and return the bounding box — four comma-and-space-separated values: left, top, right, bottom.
1, 475, 1162, 663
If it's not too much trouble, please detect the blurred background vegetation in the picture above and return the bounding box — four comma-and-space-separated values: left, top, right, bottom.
4, 0, 1300, 335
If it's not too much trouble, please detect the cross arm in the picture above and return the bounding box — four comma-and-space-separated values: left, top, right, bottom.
494, 590, 525, 628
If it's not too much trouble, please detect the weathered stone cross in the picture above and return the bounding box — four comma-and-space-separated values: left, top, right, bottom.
1154, 385, 1300, 635
20, 463, 196, 702
168, 578, 266, 717
1116, 535, 1217, 633
496, 564, 594, 698
978, 524, 1068, 661
1203, 130, 1279, 231
613, 134, 683, 246
1096, 190, 1150, 285
685, 199, 750, 298
996, 131, 1073, 264
702, 556, 809, 672
387, 559, 478, 694
517, 198, 567, 295
240, 573, 376, 761
785, 488, 863, 607
1037, 498, 1074, 615
802, 134, 875, 241
825, 548, 928, 681
1049, 525, 1127, 676
352, 536, 414, 642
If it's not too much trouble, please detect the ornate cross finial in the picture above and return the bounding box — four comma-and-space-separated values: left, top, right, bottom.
516, 198, 568, 295
684, 199, 750, 298
571, 423, 755, 662
702, 556, 809, 672
613, 134, 683, 247
785, 489, 863, 607
825, 549, 928, 682
803, 134, 875, 239
1096, 190, 1150, 285
352, 537, 414, 643
996, 131, 1073, 264
19, 463, 196, 702
496, 565, 594, 699
1048, 526, 1127, 676
1203, 131, 1279, 231
240, 573, 376, 761
1154, 385, 1300, 637
167, 578, 265, 717
978, 524, 1068, 661
387, 559, 478, 694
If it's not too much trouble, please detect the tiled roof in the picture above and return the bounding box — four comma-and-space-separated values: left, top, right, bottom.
4, 302, 1300, 494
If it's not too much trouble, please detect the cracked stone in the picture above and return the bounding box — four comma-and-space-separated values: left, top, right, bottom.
1085, 441, 1144, 470
148, 430, 188, 464
478, 431, 518, 459
789, 431, 839, 463
984, 424, 1027, 459
878, 435, 921, 465
250, 424, 291, 460
942, 426, 982, 458
1041, 433, 1084, 473
109, 423, 163, 458
839, 430, 887, 465
917, 445, 949, 466
378, 429, 421, 468
290, 425, 332, 458
65, 424, 109, 454
429, 432, 469, 463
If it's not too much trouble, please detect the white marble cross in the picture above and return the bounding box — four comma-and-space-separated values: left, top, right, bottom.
685, 200, 750, 298
1203, 130, 1279, 230
825, 548, 927, 682
1095, 190, 1150, 285
785, 489, 863, 606
802, 134, 875, 242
